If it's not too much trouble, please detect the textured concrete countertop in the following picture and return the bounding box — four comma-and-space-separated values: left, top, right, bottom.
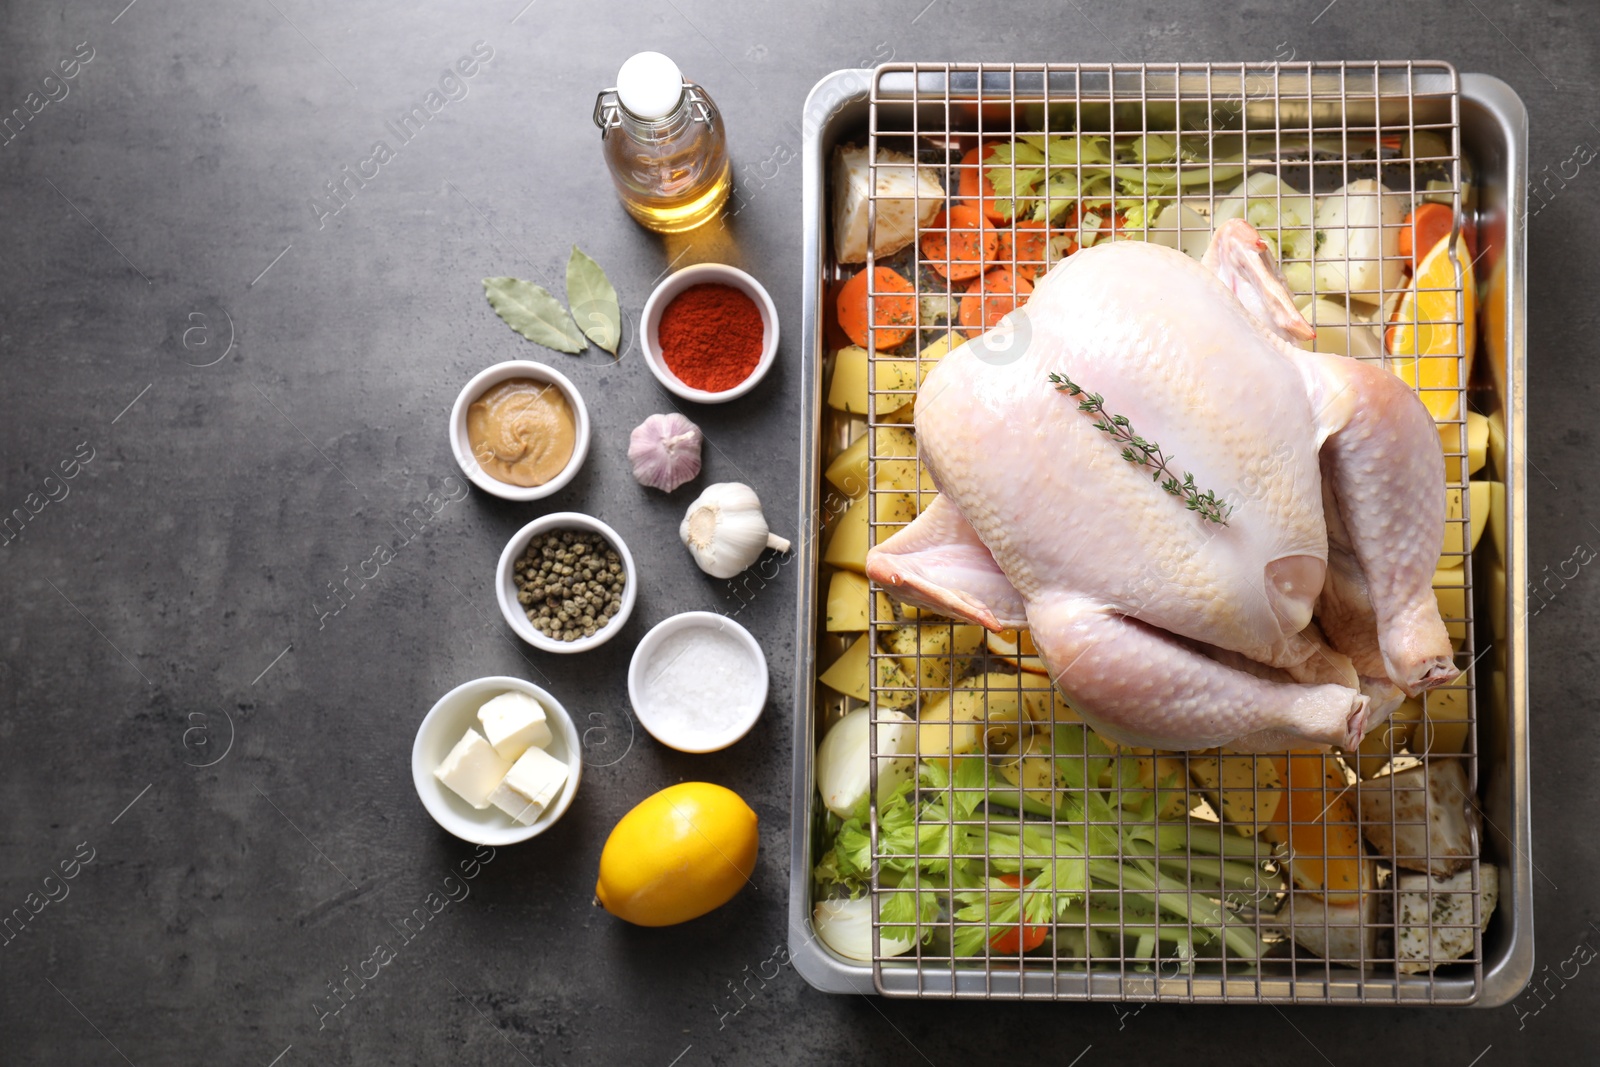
1, 1, 1595, 1063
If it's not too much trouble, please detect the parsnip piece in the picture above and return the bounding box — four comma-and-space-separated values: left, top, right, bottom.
1358, 760, 1478, 878
833, 144, 944, 264
1396, 863, 1498, 974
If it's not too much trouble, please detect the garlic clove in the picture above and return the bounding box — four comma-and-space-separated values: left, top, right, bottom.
629, 412, 703, 492
680, 482, 791, 579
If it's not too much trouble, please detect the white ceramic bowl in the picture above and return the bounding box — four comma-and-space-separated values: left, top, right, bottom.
627, 611, 768, 753
497, 512, 637, 654
639, 263, 779, 403
449, 360, 591, 501
411, 675, 582, 845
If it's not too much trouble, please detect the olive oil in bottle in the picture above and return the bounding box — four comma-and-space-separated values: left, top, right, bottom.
594, 52, 730, 234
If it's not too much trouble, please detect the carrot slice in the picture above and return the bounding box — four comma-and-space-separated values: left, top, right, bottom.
920, 203, 997, 281
994, 219, 1053, 281
836, 266, 917, 350
990, 873, 1049, 953
958, 267, 1032, 338
957, 143, 1010, 223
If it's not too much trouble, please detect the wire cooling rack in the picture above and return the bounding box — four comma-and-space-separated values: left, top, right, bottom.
851, 62, 1485, 1003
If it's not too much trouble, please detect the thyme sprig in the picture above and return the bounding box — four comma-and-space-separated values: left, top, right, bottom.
1048, 372, 1232, 526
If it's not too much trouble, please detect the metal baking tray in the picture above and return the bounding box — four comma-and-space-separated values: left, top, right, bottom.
789, 64, 1528, 1004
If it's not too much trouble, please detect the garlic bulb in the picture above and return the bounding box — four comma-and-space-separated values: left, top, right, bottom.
679, 482, 791, 579
629, 413, 703, 492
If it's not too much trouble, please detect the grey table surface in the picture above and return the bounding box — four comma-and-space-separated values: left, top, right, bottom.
1, 1, 1595, 1064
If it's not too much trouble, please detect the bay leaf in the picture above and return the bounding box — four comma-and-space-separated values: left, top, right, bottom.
565, 246, 621, 354
482, 277, 586, 353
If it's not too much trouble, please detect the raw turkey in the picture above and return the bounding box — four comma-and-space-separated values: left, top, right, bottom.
865, 219, 1458, 752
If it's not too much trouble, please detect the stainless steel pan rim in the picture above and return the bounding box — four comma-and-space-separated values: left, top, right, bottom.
790, 65, 1529, 1006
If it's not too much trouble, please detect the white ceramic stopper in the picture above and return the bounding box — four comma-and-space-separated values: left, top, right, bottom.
616, 51, 684, 120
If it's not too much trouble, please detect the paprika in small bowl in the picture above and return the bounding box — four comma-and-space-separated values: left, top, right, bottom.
640, 263, 778, 403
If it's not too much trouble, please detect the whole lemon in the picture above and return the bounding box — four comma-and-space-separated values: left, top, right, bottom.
596, 782, 758, 927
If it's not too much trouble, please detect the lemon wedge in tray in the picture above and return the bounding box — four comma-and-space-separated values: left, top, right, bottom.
1385, 235, 1477, 420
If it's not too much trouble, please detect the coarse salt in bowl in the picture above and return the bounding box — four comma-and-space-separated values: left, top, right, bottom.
626, 611, 768, 753
639, 263, 779, 404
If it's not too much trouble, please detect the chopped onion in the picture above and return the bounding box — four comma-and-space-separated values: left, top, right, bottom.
813, 895, 915, 961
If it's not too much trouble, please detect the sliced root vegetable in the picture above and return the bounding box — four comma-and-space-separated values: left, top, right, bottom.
1416, 682, 1470, 755
1441, 479, 1492, 565
1015, 672, 1083, 725
920, 203, 997, 281
993, 219, 1052, 280
836, 266, 918, 350
959, 267, 1033, 338
1358, 759, 1477, 878
957, 142, 1009, 222
1268, 750, 1364, 902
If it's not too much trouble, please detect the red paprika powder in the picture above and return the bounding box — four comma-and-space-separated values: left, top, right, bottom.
657, 283, 764, 392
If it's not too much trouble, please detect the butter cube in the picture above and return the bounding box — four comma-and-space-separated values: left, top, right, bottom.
434, 729, 512, 809
477, 691, 552, 761
489, 745, 570, 825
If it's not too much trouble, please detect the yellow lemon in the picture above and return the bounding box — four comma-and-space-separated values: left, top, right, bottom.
1386, 235, 1476, 420
596, 782, 758, 927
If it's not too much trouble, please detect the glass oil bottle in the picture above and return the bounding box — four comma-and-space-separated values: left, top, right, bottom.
594, 52, 730, 234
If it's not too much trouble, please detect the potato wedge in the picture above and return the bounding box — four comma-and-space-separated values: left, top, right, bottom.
996, 731, 1060, 806
825, 572, 872, 632
1189, 748, 1283, 838
1433, 567, 1467, 646
1439, 411, 1489, 483
818, 634, 916, 709
823, 433, 871, 499
1440, 480, 1491, 565
985, 628, 1049, 674
1416, 684, 1470, 755
882, 619, 984, 690
1129, 749, 1192, 819
824, 493, 918, 572
1358, 759, 1477, 878
827, 345, 921, 416
917, 675, 1027, 765
1355, 698, 1424, 779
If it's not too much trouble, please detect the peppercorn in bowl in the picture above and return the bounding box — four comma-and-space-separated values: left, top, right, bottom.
496, 513, 638, 653
639, 262, 779, 403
